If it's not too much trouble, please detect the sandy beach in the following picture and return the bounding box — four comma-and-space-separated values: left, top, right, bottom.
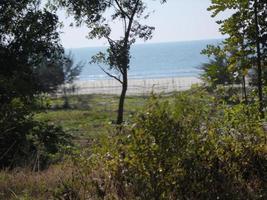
71, 77, 202, 95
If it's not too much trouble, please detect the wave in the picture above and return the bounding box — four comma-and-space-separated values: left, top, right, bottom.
79, 68, 202, 80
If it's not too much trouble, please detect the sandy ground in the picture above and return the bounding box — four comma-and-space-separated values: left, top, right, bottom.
68, 77, 202, 95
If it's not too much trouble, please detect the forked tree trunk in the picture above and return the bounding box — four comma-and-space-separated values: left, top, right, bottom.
117, 70, 128, 124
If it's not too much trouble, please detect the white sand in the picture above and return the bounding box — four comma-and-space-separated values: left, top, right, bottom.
70, 77, 202, 95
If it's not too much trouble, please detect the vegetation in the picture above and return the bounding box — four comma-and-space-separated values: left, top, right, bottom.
206, 0, 267, 117
2, 90, 266, 199
201, 44, 240, 87
35, 53, 83, 96
1, 0, 267, 199
0, 0, 71, 169
59, 53, 83, 108
50, 89, 265, 200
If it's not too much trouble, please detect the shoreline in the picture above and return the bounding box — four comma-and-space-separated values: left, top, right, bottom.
71, 76, 202, 95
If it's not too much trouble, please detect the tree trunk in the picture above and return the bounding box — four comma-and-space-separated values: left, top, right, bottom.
254, 0, 264, 118
242, 75, 248, 104
114, 0, 137, 124
117, 70, 128, 124
63, 87, 70, 109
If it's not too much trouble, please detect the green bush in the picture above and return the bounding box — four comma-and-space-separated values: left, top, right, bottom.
56, 89, 267, 199
0, 98, 72, 169
28, 121, 73, 170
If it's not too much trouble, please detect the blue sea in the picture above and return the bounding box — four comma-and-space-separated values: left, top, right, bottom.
68, 39, 222, 81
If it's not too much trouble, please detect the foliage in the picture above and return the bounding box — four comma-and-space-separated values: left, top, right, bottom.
28, 121, 73, 170
60, 53, 83, 108
201, 44, 240, 87
0, 0, 63, 101
207, 0, 267, 117
53, 89, 267, 199
0, 105, 72, 169
34, 51, 65, 94
35, 52, 83, 97
0, 0, 72, 169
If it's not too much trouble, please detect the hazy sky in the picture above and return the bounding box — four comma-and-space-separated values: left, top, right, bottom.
59, 0, 229, 48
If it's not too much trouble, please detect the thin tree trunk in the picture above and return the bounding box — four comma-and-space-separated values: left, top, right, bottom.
63, 87, 69, 109
240, 16, 248, 105
114, 0, 138, 124
242, 75, 248, 104
254, 0, 264, 118
117, 70, 128, 124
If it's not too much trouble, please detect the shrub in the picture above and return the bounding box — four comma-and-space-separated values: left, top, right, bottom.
55, 89, 267, 199
28, 121, 73, 170
0, 98, 72, 170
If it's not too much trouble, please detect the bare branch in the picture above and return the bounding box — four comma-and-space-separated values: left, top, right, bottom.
106, 36, 120, 46
98, 64, 123, 84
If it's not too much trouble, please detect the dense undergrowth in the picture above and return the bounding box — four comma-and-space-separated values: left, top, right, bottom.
53, 88, 267, 200
1, 88, 267, 199
0, 98, 72, 170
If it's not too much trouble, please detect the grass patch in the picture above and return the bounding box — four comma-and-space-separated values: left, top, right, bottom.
35, 94, 152, 141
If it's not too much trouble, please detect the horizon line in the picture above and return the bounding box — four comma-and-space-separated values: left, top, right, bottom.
65, 37, 225, 50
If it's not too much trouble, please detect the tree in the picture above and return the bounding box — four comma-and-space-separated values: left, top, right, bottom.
0, 0, 69, 168
201, 45, 239, 87
208, 0, 267, 117
219, 2, 252, 104
35, 52, 83, 108
52, 0, 165, 124
0, 0, 63, 102
247, 0, 264, 117
61, 53, 83, 108
35, 51, 66, 94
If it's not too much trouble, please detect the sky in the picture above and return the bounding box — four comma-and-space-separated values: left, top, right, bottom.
58, 0, 229, 49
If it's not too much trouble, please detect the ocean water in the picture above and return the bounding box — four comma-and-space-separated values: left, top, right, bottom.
68, 39, 222, 81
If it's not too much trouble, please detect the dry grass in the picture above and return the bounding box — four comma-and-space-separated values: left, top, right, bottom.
0, 94, 153, 200
0, 163, 74, 199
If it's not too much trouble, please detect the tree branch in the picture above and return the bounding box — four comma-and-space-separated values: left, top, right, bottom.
98, 64, 123, 84
106, 36, 120, 46
0, 141, 16, 161
123, 0, 140, 47
114, 0, 131, 20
